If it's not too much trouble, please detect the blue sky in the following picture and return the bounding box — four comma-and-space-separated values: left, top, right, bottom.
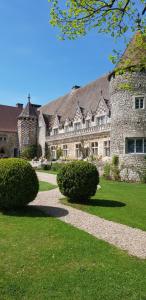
0, 0, 129, 107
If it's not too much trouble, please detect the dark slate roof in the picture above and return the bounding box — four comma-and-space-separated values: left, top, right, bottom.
19, 101, 38, 118
0, 105, 23, 132
40, 75, 109, 125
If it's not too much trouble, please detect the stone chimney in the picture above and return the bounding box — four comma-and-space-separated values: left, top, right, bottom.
72, 85, 80, 91
16, 103, 23, 108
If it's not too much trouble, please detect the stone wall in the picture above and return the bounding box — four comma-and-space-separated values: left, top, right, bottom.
46, 133, 110, 160
109, 71, 146, 180
0, 131, 19, 157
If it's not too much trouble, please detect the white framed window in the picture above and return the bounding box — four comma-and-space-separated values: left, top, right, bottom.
126, 138, 146, 154
96, 116, 106, 126
63, 144, 68, 157
134, 96, 145, 109
23, 135, 29, 145
91, 142, 98, 155
74, 122, 81, 130
53, 128, 58, 135
0, 136, 7, 142
75, 143, 81, 158
51, 146, 56, 159
104, 140, 110, 156
86, 119, 90, 128
64, 125, 69, 133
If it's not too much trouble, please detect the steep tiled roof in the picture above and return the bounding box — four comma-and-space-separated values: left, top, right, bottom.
40, 75, 109, 124
0, 105, 22, 132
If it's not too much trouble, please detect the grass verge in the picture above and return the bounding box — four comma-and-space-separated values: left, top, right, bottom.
0, 207, 146, 299
61, 178, 146, 231
39, 181, 57, 192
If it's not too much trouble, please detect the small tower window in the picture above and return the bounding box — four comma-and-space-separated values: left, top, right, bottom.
135, 97, 144, 109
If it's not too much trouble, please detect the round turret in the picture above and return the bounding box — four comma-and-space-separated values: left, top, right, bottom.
17, 95, 38, 153
109, 31, 146, 181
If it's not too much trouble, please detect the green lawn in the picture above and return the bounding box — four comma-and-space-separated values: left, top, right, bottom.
0, 207, 146, 300
61, 178, 146, 231
39, 181, 57, 192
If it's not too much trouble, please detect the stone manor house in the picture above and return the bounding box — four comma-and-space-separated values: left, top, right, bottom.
0, 31, 146, 180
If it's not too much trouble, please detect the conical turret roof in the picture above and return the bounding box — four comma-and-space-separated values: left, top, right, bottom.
115, 30, 146, 72
19, 96, 38, 118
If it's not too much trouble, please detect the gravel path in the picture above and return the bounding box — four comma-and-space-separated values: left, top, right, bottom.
37, 171, 57, 185
34, 172, 146, 259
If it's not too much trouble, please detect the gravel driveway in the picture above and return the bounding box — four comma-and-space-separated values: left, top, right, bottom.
34, 171, 146, 259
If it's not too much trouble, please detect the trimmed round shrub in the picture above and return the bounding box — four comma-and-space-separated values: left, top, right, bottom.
57, 161, 99, 202
0, 158, 39, 209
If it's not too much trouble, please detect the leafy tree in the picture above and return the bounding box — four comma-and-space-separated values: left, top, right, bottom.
48, 0, 146, 41
56, 147, 63, 159
45, 142, 51, 160
21, 145, 37, 160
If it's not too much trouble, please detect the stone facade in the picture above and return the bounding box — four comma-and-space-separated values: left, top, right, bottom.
39, 94, 111, 161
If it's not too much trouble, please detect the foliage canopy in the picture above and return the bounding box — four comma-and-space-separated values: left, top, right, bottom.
48, 0, 146, 40
57, 160, 99, 201
0, 158, 39, 209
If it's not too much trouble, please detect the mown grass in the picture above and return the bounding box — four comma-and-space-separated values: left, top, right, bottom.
61, 178, 146, 231
39, 181, 57, 192
0, 207, 146, 300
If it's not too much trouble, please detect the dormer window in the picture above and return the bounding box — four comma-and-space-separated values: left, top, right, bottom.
64, 125, 69, 133
135, 97, 144, 109
74, 122, 81, 130
96, 116, 106, 126
86, 119, 90, 128
53, 128, 58, 135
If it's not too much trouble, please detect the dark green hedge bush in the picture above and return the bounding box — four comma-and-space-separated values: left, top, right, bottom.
57, 161, 99, 202
21, 145, 37, 160
42, 164, 51, 171
0, 158, 39, 209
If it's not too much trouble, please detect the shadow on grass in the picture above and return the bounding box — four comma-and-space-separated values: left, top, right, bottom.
1, 205, 69, 218
68, 198, 126, 208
